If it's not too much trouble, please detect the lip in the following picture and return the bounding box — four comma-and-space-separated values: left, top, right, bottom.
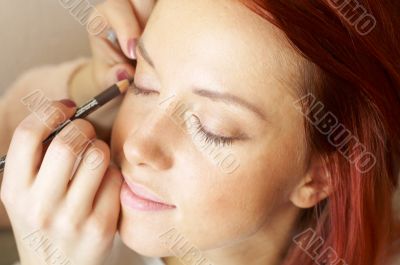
120, 175, 176, 211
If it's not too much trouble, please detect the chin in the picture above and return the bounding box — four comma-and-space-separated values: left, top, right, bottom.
117, 207, 175, 257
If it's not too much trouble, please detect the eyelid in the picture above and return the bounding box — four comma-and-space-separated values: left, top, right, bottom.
191, 114, 249, 141
133, 61, 160, 92
133, 73, 159, 92
189, 114, 234, 147
132, 85, 158, 95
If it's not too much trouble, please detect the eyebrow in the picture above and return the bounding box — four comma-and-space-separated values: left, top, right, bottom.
192, 89, 267, 121
137, 38, 267, 121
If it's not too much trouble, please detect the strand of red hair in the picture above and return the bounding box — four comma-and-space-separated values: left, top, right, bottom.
239, 1, 400, 264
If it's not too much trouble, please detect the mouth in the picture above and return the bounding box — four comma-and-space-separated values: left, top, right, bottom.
120, 175, 176, 211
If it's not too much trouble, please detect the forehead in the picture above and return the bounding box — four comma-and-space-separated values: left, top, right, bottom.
142, 0, 308, 114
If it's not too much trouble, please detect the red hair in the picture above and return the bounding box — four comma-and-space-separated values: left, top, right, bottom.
239, 1, 400, 264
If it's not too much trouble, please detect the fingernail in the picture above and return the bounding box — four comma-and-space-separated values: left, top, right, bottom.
60, 99, 76, 108
127, 38, 137, 59
116, 69, 130, 81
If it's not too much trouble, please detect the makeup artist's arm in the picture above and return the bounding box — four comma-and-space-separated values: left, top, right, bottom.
69, 0, 157, 142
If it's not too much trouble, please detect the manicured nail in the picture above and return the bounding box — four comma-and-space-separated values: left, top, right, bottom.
60, 99, 76, 108
127, 38, 137, 59
116, 69, 130, 81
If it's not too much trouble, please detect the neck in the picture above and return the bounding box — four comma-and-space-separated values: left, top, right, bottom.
163, 204, 300, 265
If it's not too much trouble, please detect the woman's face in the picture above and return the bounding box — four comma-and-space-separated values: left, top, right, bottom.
111, 0, 310, 257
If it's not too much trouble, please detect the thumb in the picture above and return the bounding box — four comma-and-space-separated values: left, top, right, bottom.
105, 63, 136, 87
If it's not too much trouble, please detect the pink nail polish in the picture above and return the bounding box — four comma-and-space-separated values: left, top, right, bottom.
116, 69, 130, 81
127, 38, 137, 59
60, 99, 76, 108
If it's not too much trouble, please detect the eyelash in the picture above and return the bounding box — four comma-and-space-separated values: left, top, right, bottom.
132, 85, 156, 96
133, 86, 236, 147
191, 115, 234, 147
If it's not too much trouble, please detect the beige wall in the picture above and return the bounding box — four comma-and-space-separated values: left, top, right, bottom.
0, 0, 102, 95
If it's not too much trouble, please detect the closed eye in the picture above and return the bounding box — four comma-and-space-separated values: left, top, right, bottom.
191, 115, 235, 147
131, 85, 159, 96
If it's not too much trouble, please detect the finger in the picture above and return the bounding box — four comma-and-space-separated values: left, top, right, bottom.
89, 3, 137, 89
102, 0, 142, 59
105, 63, 137, 87
4, 99, 76, 189
88, 4, 128, 66
33, 119, 96, 203
64, 140, 110, 221
90, 164, 123, 231
90, 27, 128, 66
91, 56, 136, 90
130, 0, 157, 27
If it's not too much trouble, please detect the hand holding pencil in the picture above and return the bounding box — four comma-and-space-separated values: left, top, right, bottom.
0, 79, 133, 173
0, 1, 156, 263
0, 79, 131, 265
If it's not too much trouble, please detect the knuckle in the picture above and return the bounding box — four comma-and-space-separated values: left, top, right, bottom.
62, 201, 86, 222
0, 185, 28, 215
90, 140, 110, 157
72, 119, 96, 138
82, 140, 110, 169
53, 119, 96, 155
83, 149, 106, 170
49, 138, 76, 157
14, 119, 37, 142
28, 204, 52, 229
87, 215, 115, 239
54, 213, 82, 236
42, 107, 67, 129
14, 103, 68, 142
0, 187, 13, 207
34, 101, 68, 129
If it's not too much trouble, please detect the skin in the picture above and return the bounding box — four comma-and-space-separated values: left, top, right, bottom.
111, 0, 330, 264
1, 0, 331, 265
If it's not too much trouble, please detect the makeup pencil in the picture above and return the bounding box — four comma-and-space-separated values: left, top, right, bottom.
0, 78, 133, 173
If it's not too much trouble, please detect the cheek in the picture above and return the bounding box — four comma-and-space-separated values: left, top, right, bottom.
110, 99, 135, 161
175, 160, 284, 250
175, 134, 306, 249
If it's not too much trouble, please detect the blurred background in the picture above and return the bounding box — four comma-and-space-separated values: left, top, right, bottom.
0, 0, 101, 95
0, 0, 100, 264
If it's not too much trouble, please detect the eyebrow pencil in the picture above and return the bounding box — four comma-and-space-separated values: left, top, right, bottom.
0, 78, 133, 173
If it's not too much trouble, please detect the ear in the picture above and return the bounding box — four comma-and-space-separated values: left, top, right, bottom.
290, 154, 333, 209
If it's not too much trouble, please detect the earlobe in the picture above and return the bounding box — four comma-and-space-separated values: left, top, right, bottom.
289, 155, 333, 209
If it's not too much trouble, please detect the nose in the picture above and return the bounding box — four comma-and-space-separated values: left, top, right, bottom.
123, 107, 178, 171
